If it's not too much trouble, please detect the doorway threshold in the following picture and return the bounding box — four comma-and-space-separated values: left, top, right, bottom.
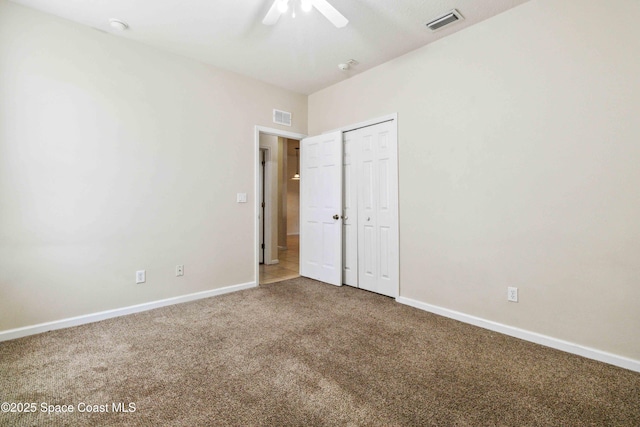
259, 235, 300, 285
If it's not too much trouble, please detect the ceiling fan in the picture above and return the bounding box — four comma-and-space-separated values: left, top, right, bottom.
262, 0, 348, 28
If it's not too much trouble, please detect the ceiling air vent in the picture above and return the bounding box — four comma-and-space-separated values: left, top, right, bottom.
426, 9, 464, 31
273, 109, 292, 127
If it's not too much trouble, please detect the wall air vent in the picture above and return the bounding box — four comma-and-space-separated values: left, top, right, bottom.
273, 109, 292, 126
426, 9, 464, 31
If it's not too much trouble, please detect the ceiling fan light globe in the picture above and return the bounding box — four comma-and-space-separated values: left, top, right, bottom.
277, 0, 289, 13
301, 0, 312, 13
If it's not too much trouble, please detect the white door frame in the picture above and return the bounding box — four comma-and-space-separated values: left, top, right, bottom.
259, 148, 266, 264
254, 126, 307, 285
324, 113, 398, 135
259, 146, 273, 265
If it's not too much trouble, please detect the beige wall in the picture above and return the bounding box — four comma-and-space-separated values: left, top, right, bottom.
309, 0, 640, 360
0, 0, 307, 330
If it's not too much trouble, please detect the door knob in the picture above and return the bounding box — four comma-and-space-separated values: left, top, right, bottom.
333, 214, 340, 220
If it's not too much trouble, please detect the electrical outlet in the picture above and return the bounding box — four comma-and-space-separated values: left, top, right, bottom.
176, 265, 184, 277
507, 286, 518, 302
136, 270, 146, 284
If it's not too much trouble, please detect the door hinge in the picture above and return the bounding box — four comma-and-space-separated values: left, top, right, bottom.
261, 161, 266, 166
261, 243, 265, 249
261, 202, 265, 208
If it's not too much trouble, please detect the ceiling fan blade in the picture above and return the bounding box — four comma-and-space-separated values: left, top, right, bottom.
262, 0, 283, 25
311, 0, 348, 28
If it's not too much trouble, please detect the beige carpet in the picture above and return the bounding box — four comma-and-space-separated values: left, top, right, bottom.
1, 277, 638, 426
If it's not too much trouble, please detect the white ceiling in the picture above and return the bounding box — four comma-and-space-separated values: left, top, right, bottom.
10, 0, 530, 95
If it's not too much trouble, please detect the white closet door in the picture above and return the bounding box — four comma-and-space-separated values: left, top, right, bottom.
299, 131, 343, 286
342, 131, 358, 286
357, 121, 399, 297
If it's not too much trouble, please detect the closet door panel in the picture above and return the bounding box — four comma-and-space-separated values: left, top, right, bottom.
357, 121, 398, 297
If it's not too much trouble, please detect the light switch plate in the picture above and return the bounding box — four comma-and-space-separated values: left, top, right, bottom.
237, 193, 247, 203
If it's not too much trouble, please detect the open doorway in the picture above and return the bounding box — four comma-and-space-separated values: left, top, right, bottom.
262, 139, 300, 284
255, 126, 306, 285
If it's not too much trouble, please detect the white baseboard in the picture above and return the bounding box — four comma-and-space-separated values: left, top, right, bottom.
0, 281, 257, 343
396, 296, 640, 373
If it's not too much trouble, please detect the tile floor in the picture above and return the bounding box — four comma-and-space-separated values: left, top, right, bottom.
259, 235, 300, 284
